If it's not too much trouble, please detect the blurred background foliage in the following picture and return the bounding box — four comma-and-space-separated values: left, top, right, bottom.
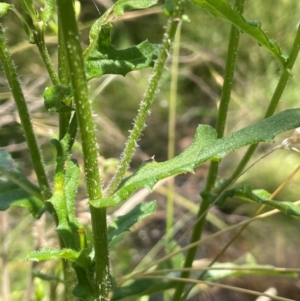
0, 0, 300, 300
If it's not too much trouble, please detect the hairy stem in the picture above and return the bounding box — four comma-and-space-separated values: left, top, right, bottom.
105, 1, 185, 197
57, 1, 109, 300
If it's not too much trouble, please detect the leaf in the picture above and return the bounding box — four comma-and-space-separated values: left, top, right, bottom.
108, 201, 156, 249
73, 266, 96, 301
48, 138, 82, 249
64, 159, 82, 229
40, 0, 55, 26
0, 150, 42, 198
27, 247, 80, 262
0, 3, 13, 17
86, 0, 158, 49
0, 181, 45, 218
113, 0, 158, 17
85, 24, 160, 80
226, 185, 300, 216
0, 150, 44, 217
43, 85, 73, 112
90, 109, 300, 208
192, 0, 287, 69
27, 247, 92, 269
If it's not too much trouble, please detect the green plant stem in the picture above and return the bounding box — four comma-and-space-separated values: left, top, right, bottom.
105, 3, 185, 197
56, 1, 109, 300
172, 1, 245, 300
166, 22, 182, 243
0, 23, 51, 201
33, 31, 60, 86
57, 10, 72, 140
217, 22, 300, 193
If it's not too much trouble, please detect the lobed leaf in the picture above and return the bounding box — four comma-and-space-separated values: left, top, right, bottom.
91, 109, 300, 208
85, 24, 160, 80
192, 0, 287, 70
86, 0, 158, 48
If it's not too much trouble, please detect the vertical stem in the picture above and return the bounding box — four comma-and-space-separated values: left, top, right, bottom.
56, 1, 108, 300
172, 1, 245, 300
165, 20, 182, 301
57, 12, 72, 139
167, 22, 182, 239
0, 23, 51, 201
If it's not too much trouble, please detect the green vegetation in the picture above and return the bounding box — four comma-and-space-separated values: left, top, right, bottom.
0, 0, 300, 300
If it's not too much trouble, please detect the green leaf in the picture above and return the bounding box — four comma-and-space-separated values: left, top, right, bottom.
113, 0, 158, 17
0, 150, 44, 217
108, 201, 156, 249
0, 3, 13, 17
48, 138, 80, 249
27, 247, 92, 269
90, 109, 300, 208
192, 0, 287, 69
227, 185, 300, 216
64, 158, 82, 229
27, 247, 80, 262
0, 181, 45, 218
40, 0, 55, 26
86, 0, 158, 49
85, 24, 160, 80
0, 150, 42, 199
43, 85, 73, 112
73, 266, 96, 301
